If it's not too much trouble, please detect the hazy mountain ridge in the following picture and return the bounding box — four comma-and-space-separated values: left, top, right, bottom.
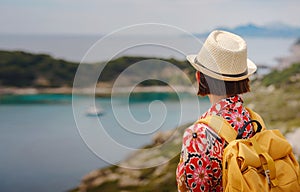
196, 22, 300, 37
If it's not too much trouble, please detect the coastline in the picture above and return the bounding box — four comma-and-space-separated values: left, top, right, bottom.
0, 85, 197, 96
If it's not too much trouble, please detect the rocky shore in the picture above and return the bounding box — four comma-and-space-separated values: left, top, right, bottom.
69, 125, 188, 192
0, 85, 196, 97
276, 40, 300, 70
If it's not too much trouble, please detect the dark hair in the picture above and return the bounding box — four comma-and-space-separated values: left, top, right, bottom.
197, 72, 250, 96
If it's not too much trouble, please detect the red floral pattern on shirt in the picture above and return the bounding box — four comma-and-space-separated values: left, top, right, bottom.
176, 95, 254, 192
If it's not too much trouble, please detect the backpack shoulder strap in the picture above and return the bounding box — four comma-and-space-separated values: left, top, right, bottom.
195, 115, 237, 143
245, 107, 266, 131
195, 108, 266, 143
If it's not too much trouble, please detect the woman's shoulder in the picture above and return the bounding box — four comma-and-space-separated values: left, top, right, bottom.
182, 122, 222, 148
183, 122, 214, 138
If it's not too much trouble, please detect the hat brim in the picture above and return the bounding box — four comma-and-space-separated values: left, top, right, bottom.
186, 54, 257, 81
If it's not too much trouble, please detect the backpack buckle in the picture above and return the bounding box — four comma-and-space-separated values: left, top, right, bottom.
264, 169, 271, 185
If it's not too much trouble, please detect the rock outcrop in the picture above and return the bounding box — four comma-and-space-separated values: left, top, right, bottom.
70, 124, 188, 192
276, 39, 300, 70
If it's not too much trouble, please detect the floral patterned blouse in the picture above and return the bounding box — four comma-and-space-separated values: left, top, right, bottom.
176, 95, 254, 192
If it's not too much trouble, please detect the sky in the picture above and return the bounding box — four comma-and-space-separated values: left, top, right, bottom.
0, 0, 300, 35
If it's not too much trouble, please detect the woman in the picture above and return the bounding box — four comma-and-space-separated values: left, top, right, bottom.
176, 30, 257, 191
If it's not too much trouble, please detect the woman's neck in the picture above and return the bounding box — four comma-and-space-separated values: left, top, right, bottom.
208, 94, 228, 105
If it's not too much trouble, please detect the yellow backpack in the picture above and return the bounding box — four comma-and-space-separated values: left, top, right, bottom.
197, 108, 300, 192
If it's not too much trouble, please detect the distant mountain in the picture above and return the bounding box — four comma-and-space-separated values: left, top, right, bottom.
196, 23, 300, 38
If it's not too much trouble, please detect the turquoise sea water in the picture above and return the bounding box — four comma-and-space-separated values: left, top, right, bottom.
0, 93, 210, 192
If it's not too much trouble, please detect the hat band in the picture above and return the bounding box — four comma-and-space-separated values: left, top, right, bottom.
194, 58, 248, 78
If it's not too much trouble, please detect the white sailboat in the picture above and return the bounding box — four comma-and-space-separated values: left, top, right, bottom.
86, 106, 104, 116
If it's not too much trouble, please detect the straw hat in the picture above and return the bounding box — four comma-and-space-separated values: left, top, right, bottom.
187, 30, 257, 81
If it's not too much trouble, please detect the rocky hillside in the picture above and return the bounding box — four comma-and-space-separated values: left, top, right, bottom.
69, 124, 188, 192
246, 62, 300, 133
0, 51, 193, 89
275, 39, 300, 70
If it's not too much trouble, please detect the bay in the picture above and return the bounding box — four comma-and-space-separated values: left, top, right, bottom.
0, 93, 210, 192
